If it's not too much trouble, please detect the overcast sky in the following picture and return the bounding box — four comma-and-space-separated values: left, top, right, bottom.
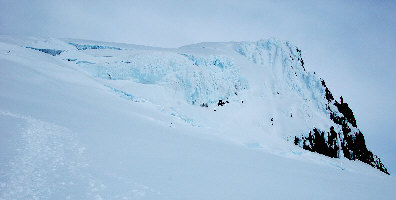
1, 0, 395, 172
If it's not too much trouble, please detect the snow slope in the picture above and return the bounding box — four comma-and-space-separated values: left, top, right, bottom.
0, 36, 395, 199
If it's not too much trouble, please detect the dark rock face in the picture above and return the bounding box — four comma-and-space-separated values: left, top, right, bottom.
295, 127, 339, 159
295, 76, 389, 175
217, 99, 229, 106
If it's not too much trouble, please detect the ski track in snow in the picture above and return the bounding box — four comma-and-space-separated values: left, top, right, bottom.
0, 111, 158, 200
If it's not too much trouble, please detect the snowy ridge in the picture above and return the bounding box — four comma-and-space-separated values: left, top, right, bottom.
0, 35, 394, 199
6, 36, 388, 173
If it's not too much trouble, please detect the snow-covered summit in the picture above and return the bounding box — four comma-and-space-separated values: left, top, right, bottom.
0, 36, 393, 199
1, 35, 388, 173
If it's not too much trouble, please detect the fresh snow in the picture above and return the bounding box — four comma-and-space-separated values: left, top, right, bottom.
0, 36, 394, 199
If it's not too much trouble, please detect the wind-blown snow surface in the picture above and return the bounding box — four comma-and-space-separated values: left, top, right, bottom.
0, 36, 394, 199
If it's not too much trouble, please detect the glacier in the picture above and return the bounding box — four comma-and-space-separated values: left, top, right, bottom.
0, 35, 394, 199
